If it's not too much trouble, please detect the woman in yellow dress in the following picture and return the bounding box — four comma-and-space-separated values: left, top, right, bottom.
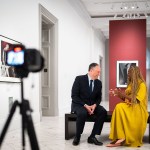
107, 66, 149, 147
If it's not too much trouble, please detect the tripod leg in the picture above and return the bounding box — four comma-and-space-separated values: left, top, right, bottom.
0, 101, 19, 147
23, 100, 39, 150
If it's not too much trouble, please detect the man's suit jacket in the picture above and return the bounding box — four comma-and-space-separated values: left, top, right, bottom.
71, 74, 102, 112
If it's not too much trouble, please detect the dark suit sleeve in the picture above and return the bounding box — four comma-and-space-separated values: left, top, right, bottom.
95, 80, 102, 106
71, 76, 85, 106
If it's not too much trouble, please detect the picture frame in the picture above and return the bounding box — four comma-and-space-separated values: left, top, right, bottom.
0, 35, 21, 82
116, 60, 138, 87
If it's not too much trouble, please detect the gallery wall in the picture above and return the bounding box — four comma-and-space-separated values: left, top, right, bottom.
0, 0, 105, 131
147, 38, 150, 99
109, 19, 146, 111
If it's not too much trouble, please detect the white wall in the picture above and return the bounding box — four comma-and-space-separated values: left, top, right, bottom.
0, 0, 40, 132
92, 29, 106, 101
39, 0, 105, 115
0, 0, 105, 132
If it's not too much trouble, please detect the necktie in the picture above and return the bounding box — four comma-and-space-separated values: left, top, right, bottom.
89, 80, 93, 94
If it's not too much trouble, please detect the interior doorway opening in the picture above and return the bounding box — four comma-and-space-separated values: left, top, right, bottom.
99, 55, 105, 101
39, 4, 58, 117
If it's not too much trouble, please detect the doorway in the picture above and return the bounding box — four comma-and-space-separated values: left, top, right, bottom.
99, 55, 105, 100
99, 56, 103, 81
39, 4, 58, 117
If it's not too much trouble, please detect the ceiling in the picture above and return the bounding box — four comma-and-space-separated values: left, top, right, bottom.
80, 0, 150, 39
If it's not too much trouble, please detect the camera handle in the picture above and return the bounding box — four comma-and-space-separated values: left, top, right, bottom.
0, 78, 39, 150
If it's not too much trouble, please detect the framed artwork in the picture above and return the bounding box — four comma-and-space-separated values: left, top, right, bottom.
0, 35, 21, 82
116, 60, 138, 87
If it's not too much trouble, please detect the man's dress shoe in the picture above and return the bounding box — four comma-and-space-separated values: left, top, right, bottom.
72, 136, 80, 146
87, 137, 103, 146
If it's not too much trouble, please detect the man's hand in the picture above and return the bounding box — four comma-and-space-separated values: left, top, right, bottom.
90, 104, 96, 114
84, 104, 96, 115
84, 104, 92, 115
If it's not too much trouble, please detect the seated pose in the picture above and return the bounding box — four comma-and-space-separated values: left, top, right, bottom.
71, 63, 107, 146
107, 66, 149, 147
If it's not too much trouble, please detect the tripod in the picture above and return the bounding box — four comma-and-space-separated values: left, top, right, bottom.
0, 78, 40, 150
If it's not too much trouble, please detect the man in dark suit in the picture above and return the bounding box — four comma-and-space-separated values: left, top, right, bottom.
71, 63, 107, 146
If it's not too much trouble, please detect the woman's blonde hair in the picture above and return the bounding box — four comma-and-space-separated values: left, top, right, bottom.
127, 66, 146, 104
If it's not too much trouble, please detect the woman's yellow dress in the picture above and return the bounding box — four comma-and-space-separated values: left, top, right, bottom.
109, 82, 149, 147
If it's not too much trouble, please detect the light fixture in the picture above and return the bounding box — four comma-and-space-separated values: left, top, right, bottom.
145, 13, 148, 18
114, 14, 117, 18
122, 13, 126, 18
113, 1, 149, 19
136, 13, 140, 17
120, 2, 139, 10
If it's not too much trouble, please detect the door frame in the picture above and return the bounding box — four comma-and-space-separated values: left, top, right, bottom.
99, 55, 105, 101
39, 4, 58, 119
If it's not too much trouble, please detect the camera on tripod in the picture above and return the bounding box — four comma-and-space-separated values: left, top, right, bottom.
6, 44, 44, 78
0, 44, 44, 150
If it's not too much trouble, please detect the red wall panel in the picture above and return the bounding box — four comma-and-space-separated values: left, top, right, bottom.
109, 19, 146, 111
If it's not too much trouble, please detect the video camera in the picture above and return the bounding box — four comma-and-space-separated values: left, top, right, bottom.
0, 44, 44, 149
6, 44, 44, 78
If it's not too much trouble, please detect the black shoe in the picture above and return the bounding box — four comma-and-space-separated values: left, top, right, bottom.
72, 136, 80, 146
87, 137, 103, 146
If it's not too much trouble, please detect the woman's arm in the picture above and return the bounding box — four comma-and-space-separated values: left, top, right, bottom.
110, 88, 131, 102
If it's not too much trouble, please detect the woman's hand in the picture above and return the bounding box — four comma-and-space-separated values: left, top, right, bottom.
109, 88, 128, 102
125, 99, 132, 105
109, 89, 114, 96
114, 88, 122, 96
109, 88, 121, 96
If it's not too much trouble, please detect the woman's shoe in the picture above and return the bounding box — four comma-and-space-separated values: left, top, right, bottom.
106, 139, 125, 147
115, 139, 125, 145
106, 140, 117, 147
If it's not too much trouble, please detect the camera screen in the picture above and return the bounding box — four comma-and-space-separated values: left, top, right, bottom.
7, 50, 24, 66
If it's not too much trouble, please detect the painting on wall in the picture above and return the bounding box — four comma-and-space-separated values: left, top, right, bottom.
116, 60, 138, 87
0, 35, 21, 82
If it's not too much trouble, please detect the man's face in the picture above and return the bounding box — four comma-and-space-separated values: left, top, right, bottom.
91, 66, 100, 79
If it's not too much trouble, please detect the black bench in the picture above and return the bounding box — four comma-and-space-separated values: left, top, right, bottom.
65, 111, 112, 140
65, 111, 150, 143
